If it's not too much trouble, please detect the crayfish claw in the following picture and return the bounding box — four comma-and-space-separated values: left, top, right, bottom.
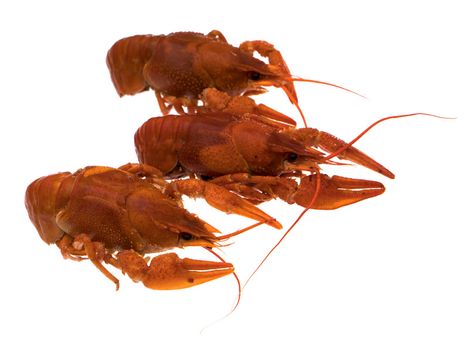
116, 251, 233, 290
316, 131, 395, 179
170, 179, 282, 229
293, 174, 385, 210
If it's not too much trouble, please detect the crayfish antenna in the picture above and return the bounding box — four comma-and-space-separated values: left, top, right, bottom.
322, 113, 452, 165
242, 172, 322, 291
280, 84, 308, 127
283, 76, 365, 127
289, 76, 367, 99
205, 247, 242, 315
200, 219, 275, 330
216, 218, 279, 241
199, 247, 242, 334
242, 112, 453, 292
294, 97, 308, 128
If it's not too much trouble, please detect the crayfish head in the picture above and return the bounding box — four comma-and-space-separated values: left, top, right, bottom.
125, 185, 222, 252
257, 63, 298, 105
266, 129, 325, 174
198, 41, 291, 97
283, 154, 323, 173
200, 47, 272, 96
147, 212, 223, 252
229, 60, 298, 108
230, 118, 325, 174
176, 229, 220, 249
240, 63, 296, 100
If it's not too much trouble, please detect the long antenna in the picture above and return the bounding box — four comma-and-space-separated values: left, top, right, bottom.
199, 247, 242, 334
283, 76, 366, 127
322, 113, 451, 162
290, 76, 367, 99
242, 111, 452, 291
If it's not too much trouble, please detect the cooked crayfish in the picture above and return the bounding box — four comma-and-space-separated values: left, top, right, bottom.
106, 31, 356, 126
134, 112, 392, 210
24, 165, 280, 290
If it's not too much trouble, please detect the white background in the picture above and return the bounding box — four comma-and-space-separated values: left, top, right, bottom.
1, 0, 468, 349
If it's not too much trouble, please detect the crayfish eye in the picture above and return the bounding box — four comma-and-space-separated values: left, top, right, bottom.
286, 153, 298, 162
248, 71, 261, 81
180, 232, 194, 241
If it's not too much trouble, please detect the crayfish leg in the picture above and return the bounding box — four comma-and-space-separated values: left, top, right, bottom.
206, 29, 228, 43
57, 234, 85, 261
155, 92, 173, 114
169, 179, 282, 229
118, 163, 168, 188
156, 92, 198, 115
57, 234, 120, 290
239, 40, 302, 123
200, 88, 296, 127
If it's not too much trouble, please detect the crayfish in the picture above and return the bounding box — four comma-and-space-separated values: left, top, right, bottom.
26, 29, 429, 297
25, 165, 279, 290
106, 30, 357, 126
134, 111, 391, 211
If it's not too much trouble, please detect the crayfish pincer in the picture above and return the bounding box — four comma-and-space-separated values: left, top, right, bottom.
24, 165, 279, 290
